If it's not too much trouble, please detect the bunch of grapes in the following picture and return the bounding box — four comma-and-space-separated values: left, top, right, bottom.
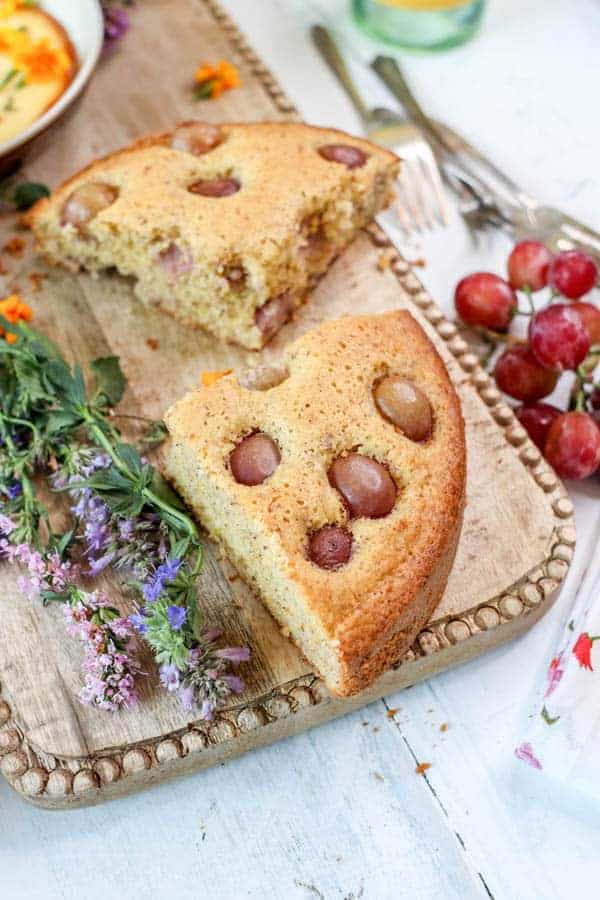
454, 245, 600, 481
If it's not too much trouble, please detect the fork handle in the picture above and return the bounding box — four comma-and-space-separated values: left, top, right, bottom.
372, 55, 526, 203
311, 25, 371, 126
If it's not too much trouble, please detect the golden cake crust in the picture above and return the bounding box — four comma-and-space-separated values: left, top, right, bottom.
27, 122, 399, 348
163, 311, 466, 696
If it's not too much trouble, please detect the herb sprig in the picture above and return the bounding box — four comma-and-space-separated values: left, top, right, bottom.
0, 316, 248, 715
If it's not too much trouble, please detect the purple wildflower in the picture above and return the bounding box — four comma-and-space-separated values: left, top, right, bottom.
64, 592, 141, 711
167, 605, 187, 631
0, 515, 15, 535
129, 611, 148, 635
216, 646, 251, 663
143, 557, 181, 602
177, 634, 250, 716
5, 481, 21, 499
159, 663, 182, 692
102, 5, 130, 53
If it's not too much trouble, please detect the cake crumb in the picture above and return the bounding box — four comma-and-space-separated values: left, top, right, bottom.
28, 272, 45, 292
361, 721, 369, 727
377, 251, 393, 271
4, 236, 25, 257
386, 708, 399, 718
146, 337, 160, 350
440, 722, 449, 732
228, 574, 239, 582
415, 762, 432, 775
408, 257, 426, 268
373, 771, 384, 783
372, 726, 380, 733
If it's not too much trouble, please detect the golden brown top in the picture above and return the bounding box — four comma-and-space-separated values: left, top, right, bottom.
165, 311, 466, 638
28, 121, 399, 263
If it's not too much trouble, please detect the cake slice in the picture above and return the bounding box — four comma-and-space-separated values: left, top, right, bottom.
27, 121, 399, 349
163, 312, 466, 696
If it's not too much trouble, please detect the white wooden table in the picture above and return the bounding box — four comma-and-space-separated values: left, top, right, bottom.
2, 1, 600, 897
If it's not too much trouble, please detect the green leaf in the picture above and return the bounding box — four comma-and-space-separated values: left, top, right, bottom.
13, 181, 50, 210
140, 419, 168, 448
90, 356, 127, 407
45, 407, 82, 435
114, 441, 143, 477
541, 706, 560, 725
150, 470, 185, 511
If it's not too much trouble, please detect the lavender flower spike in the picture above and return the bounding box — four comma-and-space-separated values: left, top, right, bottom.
167, 605, 187, 631
215, 647, 251, 663
102, 5, 130, 53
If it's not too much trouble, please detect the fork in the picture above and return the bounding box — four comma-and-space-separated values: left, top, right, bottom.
372, 55, 600, 264
311, 25, 448, 234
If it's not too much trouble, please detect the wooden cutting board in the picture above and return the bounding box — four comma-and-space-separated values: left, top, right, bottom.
0, 0, 574, 809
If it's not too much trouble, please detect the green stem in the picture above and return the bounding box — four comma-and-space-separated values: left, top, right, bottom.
83, 411, 198, 540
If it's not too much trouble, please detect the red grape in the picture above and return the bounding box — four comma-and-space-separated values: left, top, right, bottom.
548, 250, 598, 299
529, 304, 590, 371
507, 240, 553, 292
544, 411, 600, 480
571, 301, 600, 345
494, 345, 559, 401
455, 273, 517, 331
515, 402, 562, 450
590, 388, 600, 425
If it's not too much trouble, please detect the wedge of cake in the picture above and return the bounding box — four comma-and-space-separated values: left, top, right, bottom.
27, 121, 399, 349
163, 312, 466, 696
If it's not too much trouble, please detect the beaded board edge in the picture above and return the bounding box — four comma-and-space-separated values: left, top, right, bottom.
0, 0, 574, 808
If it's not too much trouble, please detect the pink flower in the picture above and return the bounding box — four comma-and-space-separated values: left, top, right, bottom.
573, 633, 597, 671
515, 742, 542, 770
545, 653, 564, 697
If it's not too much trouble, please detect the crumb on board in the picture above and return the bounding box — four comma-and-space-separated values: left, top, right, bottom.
376, 250, 394, 271
386, 708, 399, 718
372, 726, 380, 734
440, 722, 449, 732
361, 721, 369, 727
415, 762, 432, 776
373, 771, 384, 783
146, 337, 160, 350
408, 257, 426, 268
28, 272, 46, 292
4, 237, 25, 257
228, 574, 239, 582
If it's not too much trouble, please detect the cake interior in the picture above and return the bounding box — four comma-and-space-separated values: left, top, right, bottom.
34, 169, 395, 349
165, 438, 345, 691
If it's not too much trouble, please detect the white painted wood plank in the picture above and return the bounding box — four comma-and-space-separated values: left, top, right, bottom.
2, 705, 488, 900
383, 502, 600, 900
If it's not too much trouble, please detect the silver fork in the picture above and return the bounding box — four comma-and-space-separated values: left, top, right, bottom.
311, 25, 448, 234
372, 55, 600, 264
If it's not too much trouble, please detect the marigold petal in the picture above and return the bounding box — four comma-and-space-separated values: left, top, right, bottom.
201, 369, 232, 387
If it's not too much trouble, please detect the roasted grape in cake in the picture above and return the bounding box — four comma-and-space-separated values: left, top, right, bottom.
27, 121, 399, 349
162, 311, 466, 696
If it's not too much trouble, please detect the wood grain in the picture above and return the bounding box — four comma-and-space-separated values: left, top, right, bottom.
0, 0, 574, 808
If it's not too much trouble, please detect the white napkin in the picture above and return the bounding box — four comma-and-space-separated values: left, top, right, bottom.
515, 518, 600, 802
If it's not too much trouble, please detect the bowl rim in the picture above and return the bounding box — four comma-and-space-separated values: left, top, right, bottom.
0, 0, 104, 158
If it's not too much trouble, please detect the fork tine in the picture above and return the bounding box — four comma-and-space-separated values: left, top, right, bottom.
397, 157, 428, 233
417, 142, 449, 227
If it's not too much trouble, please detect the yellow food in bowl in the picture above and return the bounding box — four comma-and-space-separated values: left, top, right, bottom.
0, 3, 76, 145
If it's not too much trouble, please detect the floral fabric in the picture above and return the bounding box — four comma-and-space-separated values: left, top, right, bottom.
515, 546, 600, 800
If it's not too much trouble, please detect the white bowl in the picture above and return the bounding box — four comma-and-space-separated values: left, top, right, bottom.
0, 0, 104, 161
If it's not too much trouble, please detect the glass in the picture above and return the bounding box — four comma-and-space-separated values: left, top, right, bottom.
352, 0, 485, 51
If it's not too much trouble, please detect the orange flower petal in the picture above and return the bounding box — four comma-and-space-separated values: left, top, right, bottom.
201, 369, 232, 387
